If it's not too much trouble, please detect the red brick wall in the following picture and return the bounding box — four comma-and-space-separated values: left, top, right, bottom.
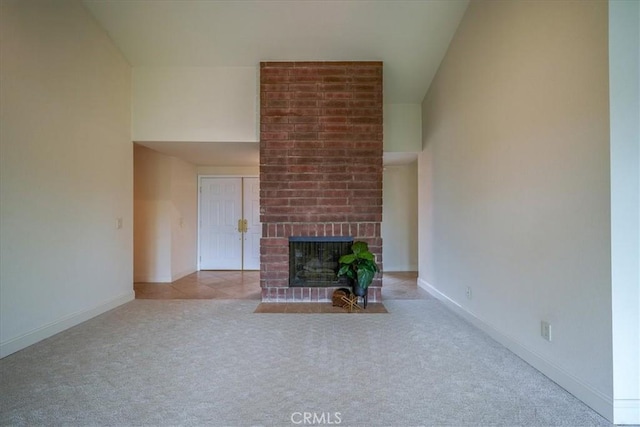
260, 61, 383, 302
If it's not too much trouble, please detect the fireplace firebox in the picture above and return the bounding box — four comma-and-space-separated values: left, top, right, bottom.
289, 236, 353, 287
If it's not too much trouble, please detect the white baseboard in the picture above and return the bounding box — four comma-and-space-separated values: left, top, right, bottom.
0, 291, 135, 359
135, 269, 195, 283
171, 267, 196, 282
417, 277, 614, 423
134, 274, 172, 283
614, 399, 640, 425
382, 265, 418, 272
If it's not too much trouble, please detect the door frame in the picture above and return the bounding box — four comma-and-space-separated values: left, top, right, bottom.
197, 175, 259, 271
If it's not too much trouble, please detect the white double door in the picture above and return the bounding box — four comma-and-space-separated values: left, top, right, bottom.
199, 177, 261, 270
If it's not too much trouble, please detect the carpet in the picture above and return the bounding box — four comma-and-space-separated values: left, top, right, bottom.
0, 299, 611, 427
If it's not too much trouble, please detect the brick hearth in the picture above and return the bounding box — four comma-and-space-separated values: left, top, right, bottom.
259, 61, 383, 302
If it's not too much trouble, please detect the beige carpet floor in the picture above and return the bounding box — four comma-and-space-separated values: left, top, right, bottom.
0, 299, 611, 427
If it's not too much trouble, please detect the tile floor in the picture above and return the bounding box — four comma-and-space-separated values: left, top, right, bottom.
134, 271, 428, 301
134, 270, 262, 300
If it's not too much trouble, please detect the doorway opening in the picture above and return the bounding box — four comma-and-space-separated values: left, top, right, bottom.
198, 176, 260, 270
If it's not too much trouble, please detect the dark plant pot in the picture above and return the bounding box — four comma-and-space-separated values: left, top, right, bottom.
352, 284, 367, 297
352, 284, 369, 309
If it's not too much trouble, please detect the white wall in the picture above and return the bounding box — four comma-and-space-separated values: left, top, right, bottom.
134, 145, 172, 282
132, 67, 259, 142
609, 0, 640, 424
382, 163, 418, 271
384, 104, 422, 152
132, 66, 421, 154
419, 0, 613, 420
197, 166, 260, 176
0, 0, 133, 357
134, 145, 197, 282
170, 157, 198, 281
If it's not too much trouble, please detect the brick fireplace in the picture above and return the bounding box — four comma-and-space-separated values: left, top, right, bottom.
259, 61, 383, 303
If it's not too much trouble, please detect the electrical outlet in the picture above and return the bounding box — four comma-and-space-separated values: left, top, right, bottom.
465, 287, 472, 299
116, 217, 123, 230
541, 321, 552, 341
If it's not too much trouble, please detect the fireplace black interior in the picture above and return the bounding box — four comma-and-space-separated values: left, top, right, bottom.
289, 236, 353, 287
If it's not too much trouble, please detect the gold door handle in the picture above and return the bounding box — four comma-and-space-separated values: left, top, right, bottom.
242, 219, 248, 233
238, 219, 244, 233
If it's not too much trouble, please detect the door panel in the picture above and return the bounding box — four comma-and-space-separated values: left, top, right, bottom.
243, 177, 261, 270
199, 177, 261, 270
199, 178, 243, 270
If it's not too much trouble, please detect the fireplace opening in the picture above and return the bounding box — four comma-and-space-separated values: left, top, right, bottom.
289, 236, 353, 287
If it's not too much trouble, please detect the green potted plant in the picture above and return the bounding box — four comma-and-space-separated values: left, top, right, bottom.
337, 241, 379, 308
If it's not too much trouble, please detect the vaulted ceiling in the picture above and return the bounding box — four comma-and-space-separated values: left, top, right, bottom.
83, 0, 469, 165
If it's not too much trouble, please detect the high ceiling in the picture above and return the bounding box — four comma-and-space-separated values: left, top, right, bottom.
83, 0, 469, 165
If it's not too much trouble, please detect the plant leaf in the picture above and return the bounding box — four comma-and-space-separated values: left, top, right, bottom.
358, 251, 375, 262
337, 264, 355, 280
351, 241, 368, 256
357, 267, 375, 289
338, 253, 356, 264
